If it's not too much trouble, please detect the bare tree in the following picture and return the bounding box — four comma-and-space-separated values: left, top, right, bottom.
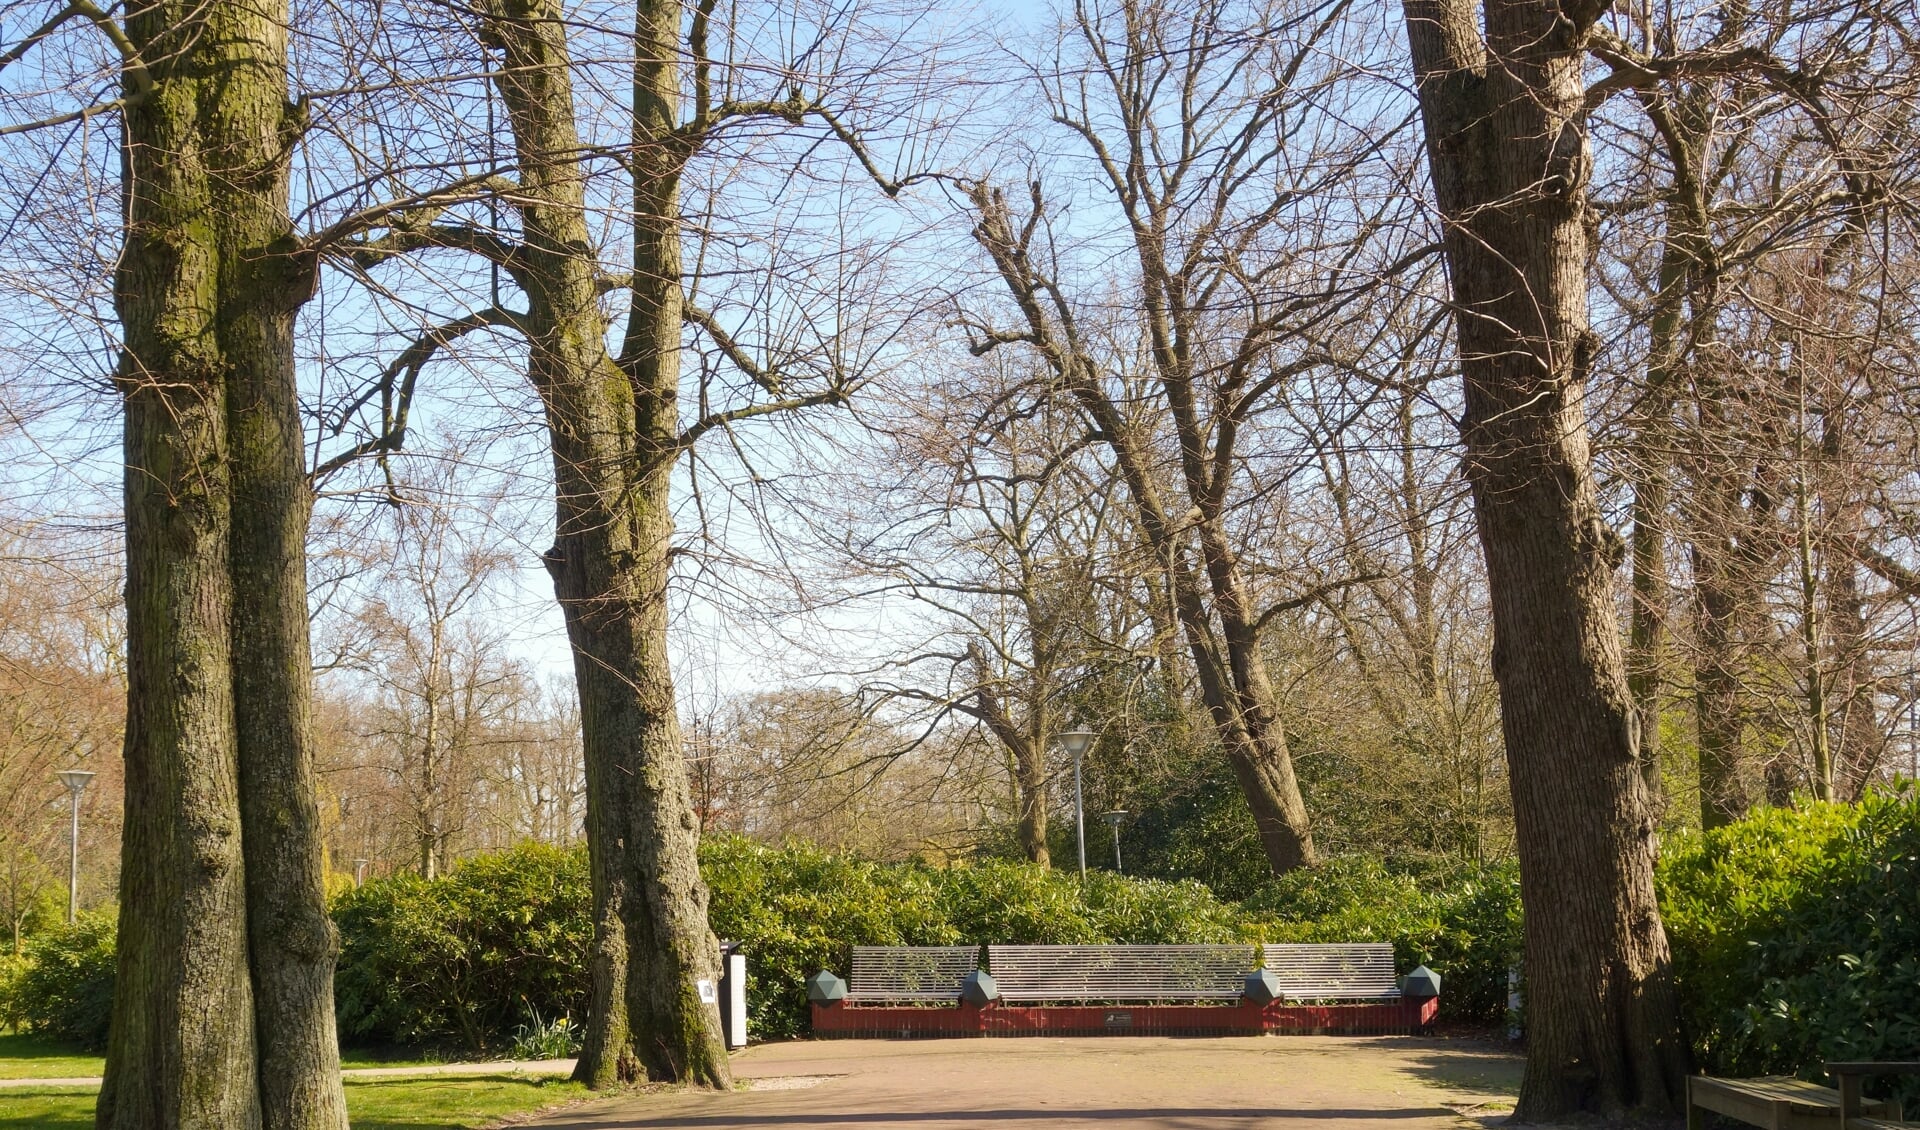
338, 0, 940, 1088
333, 469, 523, 878
960, 0, 1419, 874
839, 360, 1131, 866
0, 541, 123, 951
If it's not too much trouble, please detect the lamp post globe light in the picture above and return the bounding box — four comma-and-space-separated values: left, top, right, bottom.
55, 769, 94, 924
1102, 810, 1129, 874
1057, 729, 1096, 877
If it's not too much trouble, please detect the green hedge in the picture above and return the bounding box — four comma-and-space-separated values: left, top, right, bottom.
703, 836, 1251, 1038
4, 912, 117, 1049
332, 841, 591, 1051
8, 791, 1913, 1068
1241, 855, 1520, 1025
1659, 788, 1920, 1101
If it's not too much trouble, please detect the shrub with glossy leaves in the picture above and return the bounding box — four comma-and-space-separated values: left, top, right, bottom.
702, 836, 959, 1040
1243, 854, 1521, 1025
6, 911, 116, 1049
331, 842, 591, 1052
1659, 787, 1920, 1103
700, 836, 1255, 1038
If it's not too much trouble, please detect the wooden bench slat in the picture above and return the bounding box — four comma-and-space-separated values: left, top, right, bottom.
1689, 1074, 1898, 1130
1828, 1065, 1920, 1076
1695, 1077, 1851, 1107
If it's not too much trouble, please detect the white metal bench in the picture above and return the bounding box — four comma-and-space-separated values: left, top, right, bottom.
986, 944, 1258, 1002
1261, 943, 1402, 1001
844, 945, 981, 1004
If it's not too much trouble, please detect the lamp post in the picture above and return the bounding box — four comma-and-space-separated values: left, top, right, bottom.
55, 770, 94, 923
352, 859, 370, 887
1057, 729, 1095, 877
1102, 810, 1129, 874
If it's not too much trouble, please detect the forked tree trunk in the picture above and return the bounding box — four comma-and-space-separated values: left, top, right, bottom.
966, 183, 1317, 874
102, 1, 346, 1126
1400, 0, 1688, 1116
962, 653, 1051, 866
481, 0, 730, 1089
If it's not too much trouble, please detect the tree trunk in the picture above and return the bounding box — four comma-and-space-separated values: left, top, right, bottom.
1630, 76, 1715, 810
481, 0, 730, 1089
102, 1, 346, 1126
1818, 418, 1882, 799
1015, 747, 1050, 866
1400, 0, 1688, 1116
1826, 557, 1883, 798
1693, 535, 1752, 830
1626, 264, 1682, 805
962, 647, 1050, 866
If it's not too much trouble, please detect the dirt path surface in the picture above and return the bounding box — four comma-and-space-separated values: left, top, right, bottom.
526, 1036, 1522, 1129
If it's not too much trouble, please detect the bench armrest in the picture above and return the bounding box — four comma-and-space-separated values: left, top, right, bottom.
1827, 1063, 1920, 1123
1827, 1064, 1920, 1076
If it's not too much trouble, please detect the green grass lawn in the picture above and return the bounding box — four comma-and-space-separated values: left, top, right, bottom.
0, 1036, 589, 1128
0, 1032, 478, 1079
0, 1035, 101, 1081
0, 1076, 589, 1129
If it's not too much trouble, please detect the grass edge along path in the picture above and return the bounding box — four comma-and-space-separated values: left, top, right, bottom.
0, 1074, 592, 1129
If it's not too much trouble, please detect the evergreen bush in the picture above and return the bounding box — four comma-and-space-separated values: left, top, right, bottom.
5, 911, 116, 1049
331, 841, 590, 1052
1659, 787, 1920, 1103
13, 795, 1908, 1066
700, 836, 1255, 1037
1244, 854, 1521, 1025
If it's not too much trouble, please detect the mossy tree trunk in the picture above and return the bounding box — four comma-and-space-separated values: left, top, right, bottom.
102, 0, 347, 1127
1399, 0, 1689, 1116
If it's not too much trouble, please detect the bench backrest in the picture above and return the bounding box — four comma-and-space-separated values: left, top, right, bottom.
1261, 942, 1400, 1000
846, 945, 980, 1001
986, 944, 1258, 1002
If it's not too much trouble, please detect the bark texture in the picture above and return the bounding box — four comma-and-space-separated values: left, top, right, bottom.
1400, 0, 1688, 1116
102, 0, 346, 1127
479, 0, 730, 1089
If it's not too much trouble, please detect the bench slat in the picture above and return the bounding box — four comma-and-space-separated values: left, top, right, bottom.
846, 945, 979, 1002
1689, 1074, 1897, 1130
987, 944, 1256, 1002
1261, 943, 1401, 1001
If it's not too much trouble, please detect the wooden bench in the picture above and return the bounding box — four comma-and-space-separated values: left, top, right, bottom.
1262, 943, 1402, 1001
1687, 1075, 1896, 1130
985, 944, 1257, 1002
843, 945, 981, 1004
1829, 1062, 1919, 1130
